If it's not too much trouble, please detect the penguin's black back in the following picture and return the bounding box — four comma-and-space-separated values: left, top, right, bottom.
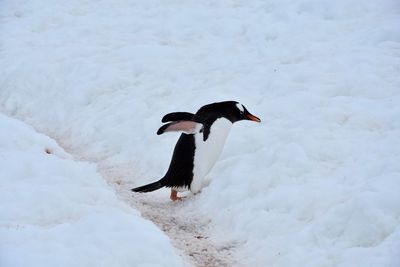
162, 133, 196, 189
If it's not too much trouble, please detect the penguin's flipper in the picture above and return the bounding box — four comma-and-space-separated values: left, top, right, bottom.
162, 112, 194, 123
157, 121, 203, 135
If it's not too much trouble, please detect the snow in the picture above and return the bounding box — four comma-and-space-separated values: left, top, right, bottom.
1, 0, 400, 266
0, 114, 184, 267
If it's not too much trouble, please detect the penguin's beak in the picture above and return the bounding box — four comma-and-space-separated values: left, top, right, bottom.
245, 112, 261, 123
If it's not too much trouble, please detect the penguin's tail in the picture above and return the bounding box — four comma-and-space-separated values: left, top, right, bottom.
131, 179, 164, 193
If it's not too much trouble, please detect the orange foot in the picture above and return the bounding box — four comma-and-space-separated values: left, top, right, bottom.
170, 189, 185, 201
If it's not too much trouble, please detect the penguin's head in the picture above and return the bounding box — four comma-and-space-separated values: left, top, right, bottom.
199, 101, 261, 123
230, 101, 261, 123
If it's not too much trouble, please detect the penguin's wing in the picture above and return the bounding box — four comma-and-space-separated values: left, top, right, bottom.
161, 112, 195, 123
157, 120, 203, 135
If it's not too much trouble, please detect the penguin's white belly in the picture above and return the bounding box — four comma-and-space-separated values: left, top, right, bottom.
190, 118, 232, 193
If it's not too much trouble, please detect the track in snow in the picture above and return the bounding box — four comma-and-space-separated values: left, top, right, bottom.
104, 169, 240, 267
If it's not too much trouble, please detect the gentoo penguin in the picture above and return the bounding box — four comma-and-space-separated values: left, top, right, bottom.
131, 101, 261, 201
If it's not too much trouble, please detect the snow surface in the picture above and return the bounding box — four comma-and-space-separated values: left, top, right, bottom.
0, 114, 184, 266
1, 0, 400, 266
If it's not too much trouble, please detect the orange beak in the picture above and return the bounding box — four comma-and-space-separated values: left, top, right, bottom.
246, 113, 261, 123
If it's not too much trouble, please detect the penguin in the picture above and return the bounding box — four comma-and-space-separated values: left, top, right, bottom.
131, 101, 261, 201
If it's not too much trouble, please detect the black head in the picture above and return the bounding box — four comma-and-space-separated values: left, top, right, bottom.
195, 101, 261, 124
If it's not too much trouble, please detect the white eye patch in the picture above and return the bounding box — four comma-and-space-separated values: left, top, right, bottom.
236, 103, 245, 113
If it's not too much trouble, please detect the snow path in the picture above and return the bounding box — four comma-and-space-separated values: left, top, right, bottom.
114, 181, 239, 267
54, 141, 240, 267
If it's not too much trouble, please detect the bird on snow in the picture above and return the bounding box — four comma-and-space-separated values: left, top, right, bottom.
131, 101, 261, 201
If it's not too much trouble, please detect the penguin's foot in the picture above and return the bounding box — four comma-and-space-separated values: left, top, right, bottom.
170, 189, 185, 201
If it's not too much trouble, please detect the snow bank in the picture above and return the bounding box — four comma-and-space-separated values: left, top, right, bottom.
0, 114, 184, 267
1, 0, 399, 266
